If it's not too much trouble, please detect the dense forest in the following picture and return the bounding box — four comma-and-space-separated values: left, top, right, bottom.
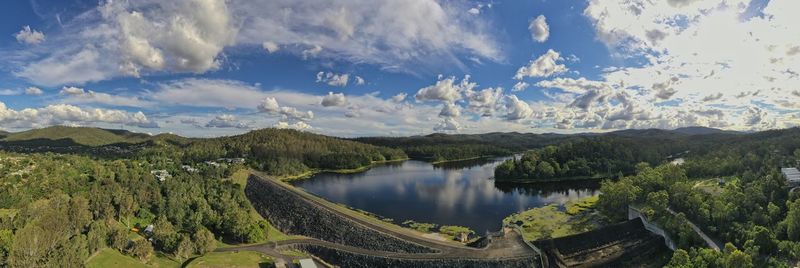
596, 128, 800, 267
494, 134, 697, 181
0, 151, 265, 267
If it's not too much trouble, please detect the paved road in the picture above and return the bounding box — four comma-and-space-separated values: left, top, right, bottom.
218, 172, 538, 262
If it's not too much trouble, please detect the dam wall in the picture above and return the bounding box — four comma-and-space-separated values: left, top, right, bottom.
245, 175, 435, 253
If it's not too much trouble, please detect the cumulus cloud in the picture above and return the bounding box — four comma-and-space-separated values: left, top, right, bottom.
316, 72, 350, 87
512, 82, 529, 92
258, 97, 313, 121
529, 15, 549, 43
514, 49, 567, 80
15, 26, 45, 44
391, 93, 407, 103
466, 87, 502, 116
205, 115, 251, 129
354, 76, 366, 86
275, 121, 312, 130
321, 92, 347, 107
14, 0, 236, 86
0, 101, 157, 129
434, 118, 461, 132
262, 41, 280, 53
439, 103, 461, 117
415, 75, 475, 102
302, 45, 322, 59
25, 87, 43, 96
504, 95, 533, 121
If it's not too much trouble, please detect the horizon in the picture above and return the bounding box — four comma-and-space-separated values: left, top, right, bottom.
1, 0, 798, 138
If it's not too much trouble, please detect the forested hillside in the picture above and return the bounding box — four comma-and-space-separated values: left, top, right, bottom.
182, 128, 407, 176
493, 130, 731, 181
2, 126, 152, 146
0, 152, 264, 267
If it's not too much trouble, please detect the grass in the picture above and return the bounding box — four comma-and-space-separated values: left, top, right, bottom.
402, 220, 437, 233
185, 251, 273, 268
224, 169, 297, 244
693, 177, 738, 196
87, 249, 150, 268
504, 196, 605, 241
438, 225, 474, 241
0, 208, 18, 218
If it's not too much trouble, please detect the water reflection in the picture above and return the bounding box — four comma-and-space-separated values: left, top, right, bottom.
292, 157, 600, 233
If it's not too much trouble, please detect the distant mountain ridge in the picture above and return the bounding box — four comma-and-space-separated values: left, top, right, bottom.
671, 126, 741, 135
1, 126, 152, 146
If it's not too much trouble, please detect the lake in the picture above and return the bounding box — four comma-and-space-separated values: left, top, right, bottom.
292, 157, 601, 233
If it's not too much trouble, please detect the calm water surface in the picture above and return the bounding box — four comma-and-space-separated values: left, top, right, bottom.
292, 157, 600, 233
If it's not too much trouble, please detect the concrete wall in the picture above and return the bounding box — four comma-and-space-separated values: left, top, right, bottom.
289, 244, 539, 268
246, 175, 435, 253
628, 206, 677, 251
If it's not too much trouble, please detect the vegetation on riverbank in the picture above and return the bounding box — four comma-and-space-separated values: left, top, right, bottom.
503, 196, 605, 241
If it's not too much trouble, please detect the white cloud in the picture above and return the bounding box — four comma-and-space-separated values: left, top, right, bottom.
468, 8, 480, 15
16, 47, 114, 87
439, 103, 461, 117
514, 49, 567, 80
25, 87, 43, 96
391, 93, 407, 103
205, 114, 251, 129
529, 15, 549, 43
0, 89, 20, 96
321, 92, 348, 107
257, 96, 314, 121
59, 86, 153, 108
275, 121, 312, 130
262, 41, 280, 53
434, 117, 461, 132
355, 76, 366, 86
415, 75, 476, 102
152, 79, 267, 109
504, 95, 533, 121
15, 26, 45, 44
0, 101, 157, 129
316, 72, 350, 87
302, 45, 322, 59
235, 0, 501, 72
466, 87, 503, 116
512, 82, 529, 92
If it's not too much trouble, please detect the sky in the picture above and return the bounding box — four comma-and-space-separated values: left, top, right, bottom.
0, 0, 798, 137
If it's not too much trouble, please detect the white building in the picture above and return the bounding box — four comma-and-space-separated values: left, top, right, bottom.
781, 168, 800, 187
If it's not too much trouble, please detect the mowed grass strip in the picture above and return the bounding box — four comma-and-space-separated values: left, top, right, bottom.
186, 251, 273, 268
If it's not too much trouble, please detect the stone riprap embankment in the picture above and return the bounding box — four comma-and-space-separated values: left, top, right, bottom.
246, 174, 435, 253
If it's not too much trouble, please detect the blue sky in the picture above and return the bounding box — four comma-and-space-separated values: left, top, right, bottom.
0, 0, 798, 137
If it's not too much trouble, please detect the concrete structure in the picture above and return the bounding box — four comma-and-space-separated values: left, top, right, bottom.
298, 258, 317, 268
782, 168, 800, 187
150, 169, 171, 182
628, 206, 677, 251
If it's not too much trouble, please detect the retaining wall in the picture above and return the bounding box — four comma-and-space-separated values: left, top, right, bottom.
288, 244, 539, 268
246, 175, 435, 253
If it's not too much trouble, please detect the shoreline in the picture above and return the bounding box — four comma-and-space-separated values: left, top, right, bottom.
278, 157, 410, 182
493, 174, 610, 184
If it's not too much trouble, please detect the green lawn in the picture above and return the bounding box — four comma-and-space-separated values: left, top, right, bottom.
86, 248, 150, 268
86, 248, 181, 268
185, 251, 273, 268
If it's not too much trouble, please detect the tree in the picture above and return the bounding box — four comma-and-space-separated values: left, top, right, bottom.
0, 229, 12, 266
175, 235, 194, 261
596, 177, 641, 221
646, 190, 669, 214
750, 225, 775, 254
192, 227, 217, 255
127, 239, 154, 262
87, 220, 109, 254
665, 249, 692, 268
724, 243, 753, 268
109, 226, 129, 251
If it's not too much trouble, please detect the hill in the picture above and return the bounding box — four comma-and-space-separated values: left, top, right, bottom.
0, 130, 8, 139
1, 126, 152, 146
672, 126, 740, 135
